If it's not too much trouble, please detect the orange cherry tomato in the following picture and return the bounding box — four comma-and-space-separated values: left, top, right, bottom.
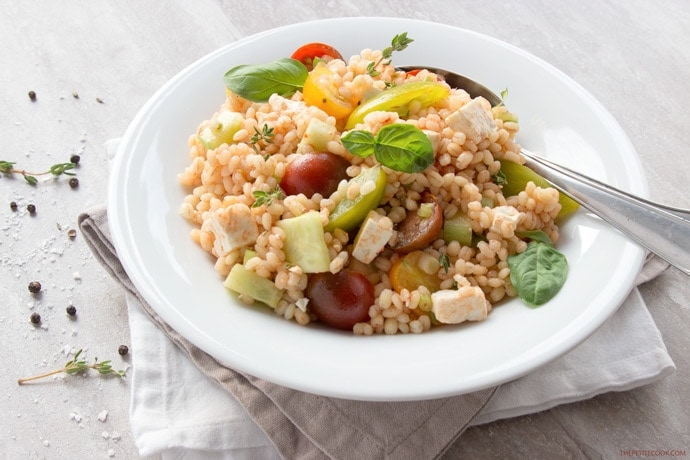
302, 64, 355, 120
389, 250, 442, 293
291, 42, 344, 70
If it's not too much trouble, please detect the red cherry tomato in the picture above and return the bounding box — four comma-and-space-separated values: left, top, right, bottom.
291, 42, 344, 70
306, 270, 374, 330
280, 152, 350, 198
392, 191, 444, 253
405, 68, 423, 77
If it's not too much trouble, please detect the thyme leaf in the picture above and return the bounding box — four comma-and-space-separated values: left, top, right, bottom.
439, 253, 451, 274
250, 124, 275, 154
252, 186, 284, 208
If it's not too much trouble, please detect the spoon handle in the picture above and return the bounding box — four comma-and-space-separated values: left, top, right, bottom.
520, 149, 690, 275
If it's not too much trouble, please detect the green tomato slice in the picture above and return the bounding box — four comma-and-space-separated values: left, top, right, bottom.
344, 81, 449, 130
325, 165, 387, 233
498, 160, 579, 219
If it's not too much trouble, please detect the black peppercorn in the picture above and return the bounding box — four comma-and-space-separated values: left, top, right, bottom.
70, 154, 80, 164
28, 90, 36, 101
27, 204, 36, 214
28, 281, 42, 294
30, 312, 41, 324
69, 177, 79, 188
66, 305, 77, 316
10, 201, 17, 211
118, 345, 129, 356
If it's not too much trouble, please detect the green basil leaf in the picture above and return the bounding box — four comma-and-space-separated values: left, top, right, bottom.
515, 229, 554, 246
508, 241, 568, 307
223, 58, 308, 102
341, 130, 376, 158
374, 124, 433, 173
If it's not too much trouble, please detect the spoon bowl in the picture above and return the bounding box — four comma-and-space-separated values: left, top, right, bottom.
399, 65, 690, 275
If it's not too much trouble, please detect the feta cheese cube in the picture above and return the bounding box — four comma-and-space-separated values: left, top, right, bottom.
444, 98, 496, 142
201, 203, 259, 257
431, 286, 489, 324
352, 211, 394, 263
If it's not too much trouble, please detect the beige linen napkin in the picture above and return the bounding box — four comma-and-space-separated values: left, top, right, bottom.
78, 206, 498, 459
78, 206, 674, 459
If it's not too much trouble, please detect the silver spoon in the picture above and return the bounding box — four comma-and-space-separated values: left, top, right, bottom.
399, 66, 690, 275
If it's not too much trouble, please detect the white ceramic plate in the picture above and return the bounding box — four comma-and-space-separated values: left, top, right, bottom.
109, 17, 646, 401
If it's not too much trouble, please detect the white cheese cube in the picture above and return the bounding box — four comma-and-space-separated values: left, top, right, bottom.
431, 286, 489, 324
352, 211, 394, 264
422, 129, 442, 154
201, 203, 259, 257
444, 98, 496, 142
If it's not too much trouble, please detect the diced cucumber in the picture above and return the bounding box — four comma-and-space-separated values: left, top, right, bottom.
324, 165, 387, 233
498, 159, 579, 219
223, 263, 283, 308
296, 118, 337, 153
242, 249, 257, 264
198, 110, 243, 149
277, 211, 331, 273
443, 211, 473, 247
480, 196, 495, 208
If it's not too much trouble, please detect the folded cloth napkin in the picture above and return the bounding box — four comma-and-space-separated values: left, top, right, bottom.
78, 205, 674, 460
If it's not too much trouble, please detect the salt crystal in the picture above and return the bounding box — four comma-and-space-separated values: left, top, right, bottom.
43, 439, 50, 447
107, 448, 115, 457
98, 410, 108, 422
102, 431, 110, 439
72, 272, 81, 281
110, 431, 121, 441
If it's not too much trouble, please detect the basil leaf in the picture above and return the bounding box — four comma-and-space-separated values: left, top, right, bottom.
223, 58, 308, 102
341, 130, 376, 158
374, 124, 433, 173
508, 241, 568, 307
515, 229, 554, 246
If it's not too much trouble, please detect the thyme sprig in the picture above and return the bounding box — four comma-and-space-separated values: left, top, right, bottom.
367, 32, 414, 76
17, 349, 126, 384
250, 124, 275, 154
0, 160, 77, 185
252, 186, 284, 208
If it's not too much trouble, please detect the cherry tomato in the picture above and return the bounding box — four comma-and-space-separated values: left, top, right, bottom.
302, 64, 355, 120
306, 270, 374, 330
392, 192, 444, 253
389, 250, 442, 293
280, 152, 350, 198
291, 42, 344, 70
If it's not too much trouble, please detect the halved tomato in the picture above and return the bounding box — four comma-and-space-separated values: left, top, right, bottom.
291, 42, 344, 70
389, 250, 442, 293
302, 64, 355, 120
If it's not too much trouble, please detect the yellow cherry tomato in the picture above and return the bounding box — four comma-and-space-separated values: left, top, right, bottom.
302, 64, 354, 120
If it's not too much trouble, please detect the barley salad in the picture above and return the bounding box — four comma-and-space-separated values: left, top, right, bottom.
178, 33, 577, 335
